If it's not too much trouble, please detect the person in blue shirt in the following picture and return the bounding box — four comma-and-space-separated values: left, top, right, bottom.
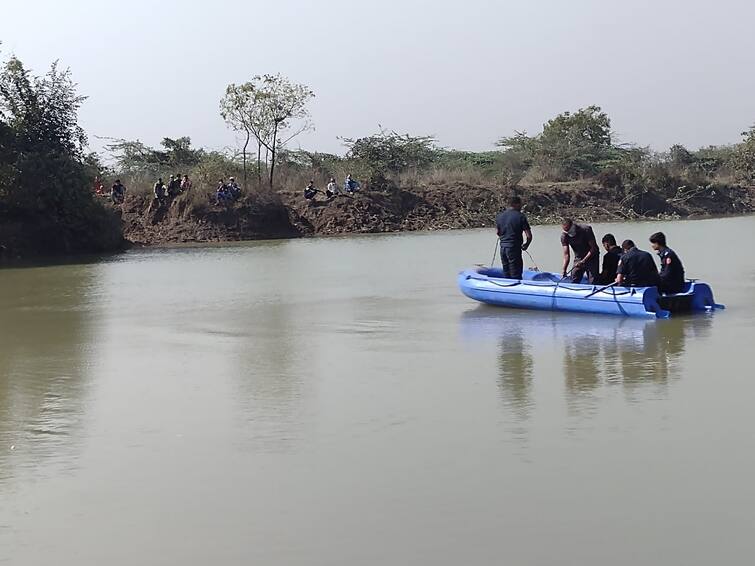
495, 196, 533, 279
344, 174, 360, 193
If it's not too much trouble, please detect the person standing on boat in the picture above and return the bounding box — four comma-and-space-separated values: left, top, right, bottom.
496, 196, 533, 280
561, 219, 600, 283
615, 240, 660, 287
649, 232, 686, 294
597, 233, 622, 284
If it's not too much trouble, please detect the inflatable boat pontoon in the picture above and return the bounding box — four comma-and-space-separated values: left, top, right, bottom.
458, 268, 724, 319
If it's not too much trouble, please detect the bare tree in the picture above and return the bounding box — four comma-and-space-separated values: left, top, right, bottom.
220, 82, 270, 188
220, 74, 314, 190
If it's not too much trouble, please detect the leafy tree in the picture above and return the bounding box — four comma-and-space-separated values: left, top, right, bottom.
106, 136, 202, 172
0, 54, 121, 255
160, 136, 203, 168
731, 125, 755, 182
497, 106, 615, 180
693, 145, 736, 177
342, 129, 438, 183
669, 144, 695, 166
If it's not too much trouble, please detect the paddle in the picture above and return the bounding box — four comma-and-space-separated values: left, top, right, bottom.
585, 281, 618, 298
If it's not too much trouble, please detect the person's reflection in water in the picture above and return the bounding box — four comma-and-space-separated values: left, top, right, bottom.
560, 315, 712, 415
497, 325, 535, 432
0, 264, 99, 484
620, 316, 712, 400
562, 327, 603, 417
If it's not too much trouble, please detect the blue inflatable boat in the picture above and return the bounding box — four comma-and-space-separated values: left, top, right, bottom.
458, 268, 724, 319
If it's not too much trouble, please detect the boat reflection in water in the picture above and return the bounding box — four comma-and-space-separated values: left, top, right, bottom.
459, 306, 713, 420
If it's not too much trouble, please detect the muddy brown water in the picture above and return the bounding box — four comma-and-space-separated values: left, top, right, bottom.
1, 216, 754, 565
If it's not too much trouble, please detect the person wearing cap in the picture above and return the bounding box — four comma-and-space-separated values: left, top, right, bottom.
228, 176, 241, 200
560, 219, 600, 283
615, 240, 659, 287
649, 231, 686, 294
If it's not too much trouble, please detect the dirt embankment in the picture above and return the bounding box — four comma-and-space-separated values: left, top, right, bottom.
119, 194, 299, 245
119, 182, 755, 246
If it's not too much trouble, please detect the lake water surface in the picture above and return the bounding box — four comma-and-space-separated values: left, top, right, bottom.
1, 216, 754, 565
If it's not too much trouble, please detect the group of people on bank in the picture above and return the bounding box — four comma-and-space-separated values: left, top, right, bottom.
215, 177, 241, 204
303, 175, 361, 200
495, 196, 686, 293
153, 174, 193, 206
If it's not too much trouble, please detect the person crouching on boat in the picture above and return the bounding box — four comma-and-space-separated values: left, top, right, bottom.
495, 196, 532, 279
597, 233, 622, 284
615, 240, 660, 288
561, 219, 600, 283
649, 231, 686, 294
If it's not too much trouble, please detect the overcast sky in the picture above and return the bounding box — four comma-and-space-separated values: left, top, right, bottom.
2, 0, 754, 155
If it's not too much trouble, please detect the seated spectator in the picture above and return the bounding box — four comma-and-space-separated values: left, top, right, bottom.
216, 179, 230, 204
304, 180, 318, 200
111, 179, 126, 204
228, 177, 241, 200
326, 177, 339, 197
344, 174, 360, 193
93, 176, 105, 196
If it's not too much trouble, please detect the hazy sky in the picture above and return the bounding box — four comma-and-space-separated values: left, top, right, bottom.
2, 0, 754, 156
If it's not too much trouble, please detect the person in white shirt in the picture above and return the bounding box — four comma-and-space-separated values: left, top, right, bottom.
326, 177, 339, 197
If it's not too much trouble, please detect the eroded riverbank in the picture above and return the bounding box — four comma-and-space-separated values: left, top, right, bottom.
121, 181, 755, 246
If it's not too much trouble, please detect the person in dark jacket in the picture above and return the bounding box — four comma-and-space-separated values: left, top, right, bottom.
303, 181, 318, 200
111, 179, 126, 204
167, 175, 181, 198
616, 240, 660, 287
598, 233, 622, 284
495, 196, 533, 279
649, 231, 686, 294
153, 178, 166, 202
561, 219, 600, 283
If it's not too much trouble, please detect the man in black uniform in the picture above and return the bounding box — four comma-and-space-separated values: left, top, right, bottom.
495, 196, 533, 280
649, 232, 686, 294
615, 240, 660, 287
598, 233, 622, 284
561, 219, 600, 283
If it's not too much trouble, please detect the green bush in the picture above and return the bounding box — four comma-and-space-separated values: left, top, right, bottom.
0, 55, 122, 256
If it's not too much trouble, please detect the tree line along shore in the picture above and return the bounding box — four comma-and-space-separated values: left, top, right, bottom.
1, 53, 755, 259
